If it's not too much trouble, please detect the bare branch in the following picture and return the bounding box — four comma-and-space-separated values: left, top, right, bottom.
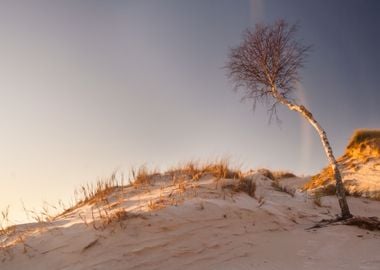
226, 19, 311, 119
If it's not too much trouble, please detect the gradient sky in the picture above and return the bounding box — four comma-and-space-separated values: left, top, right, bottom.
1, 0, 379, 223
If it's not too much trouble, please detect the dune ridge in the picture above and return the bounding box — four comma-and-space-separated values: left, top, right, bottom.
1, 165, 380, 270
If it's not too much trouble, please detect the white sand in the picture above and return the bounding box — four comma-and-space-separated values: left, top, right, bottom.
341, 157, 380, 197
306, 139, 380, 198
1, 173, 380, 270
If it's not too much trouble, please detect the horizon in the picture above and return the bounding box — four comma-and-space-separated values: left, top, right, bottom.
1, 0, 379, 223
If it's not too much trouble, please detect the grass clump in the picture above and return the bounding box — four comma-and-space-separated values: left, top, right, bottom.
256, 168, 296, 181
169, 159, 243, 181
132, 166, 154, 187
236, 178, 257, 197
272, 171, 296, 180
345, 129, 380, 158
346, 129, 380, 148
257, 168, 275, 180
178, 161, 203, 180
57, 172, 124, 218
76, 173, 121, 205
201, 160, 242, 180
221, 176, 257, 198
0, 206, 15, 237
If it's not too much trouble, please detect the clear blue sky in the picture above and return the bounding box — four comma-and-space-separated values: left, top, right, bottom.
0, 0, 379, 223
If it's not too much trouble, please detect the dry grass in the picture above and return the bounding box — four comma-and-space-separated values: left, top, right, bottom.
56, 172, 124, 219
272, 170, 296, 180
55, 167, 160, 226
345, 129, 380, 159
95, 208, 131, 229
147, 200, 162, 211
219, 175, 258, 198
132, 166, 156, 187
2, 161, 297, 235
236, 177, 257, 197
1, 172, 132, 249
56, 166, 163, 224
168, 159, 243, 181
0, 206, 39, 253
303, 166, 333, 191
256, 168, 296, 181
201, 160, 242, 179
305, 129, 380, 195
346, 129, 380, 149
257, 168, 275, 180
179, 161, 201, 180
83, 205, 140, 231
0, 206, 15, 237
77, 172, 121, 205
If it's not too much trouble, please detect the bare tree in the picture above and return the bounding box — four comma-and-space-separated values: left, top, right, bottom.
226, 20, 352, 219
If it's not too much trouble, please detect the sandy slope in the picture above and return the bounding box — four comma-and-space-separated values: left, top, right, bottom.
305, 154, 380, 198
342, 157, 380, 196
1, 173, 380, 270
304, 130, 380, 198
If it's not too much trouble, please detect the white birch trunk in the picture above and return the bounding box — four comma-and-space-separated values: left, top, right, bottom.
272, 87, 352, 219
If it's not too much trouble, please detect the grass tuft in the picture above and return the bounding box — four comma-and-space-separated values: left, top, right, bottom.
272, 171, 296, 180
346, 129, 380, 149
132, 166, 154, 187
236, 177, 257, 197
168, 159, 243, 181
257, 168, 275, 180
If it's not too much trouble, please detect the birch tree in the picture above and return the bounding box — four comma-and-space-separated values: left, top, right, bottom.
226, 20, 352, 219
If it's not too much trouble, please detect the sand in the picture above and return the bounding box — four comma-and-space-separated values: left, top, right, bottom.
1, 173, 380, 270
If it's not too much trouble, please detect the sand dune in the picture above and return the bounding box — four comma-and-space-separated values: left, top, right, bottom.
305, 130, 380, 199
1, 171, 380, 270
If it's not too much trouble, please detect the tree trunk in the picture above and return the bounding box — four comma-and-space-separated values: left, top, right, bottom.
272, 88, 352, 219
297, 106, 352, 219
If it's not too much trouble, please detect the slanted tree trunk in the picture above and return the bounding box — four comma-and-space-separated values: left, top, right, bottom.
272, 87, 352, 219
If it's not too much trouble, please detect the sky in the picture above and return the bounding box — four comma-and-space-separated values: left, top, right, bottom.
0, 0, 379, 223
